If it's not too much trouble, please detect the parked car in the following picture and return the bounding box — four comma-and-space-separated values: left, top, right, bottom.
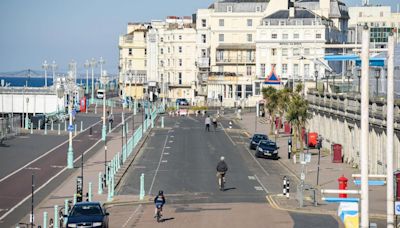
255, 140, 279, 159
96, 89, 105, 99
249, 134, 269, 150
65, 202, 109, 228
176, 98, 189, 106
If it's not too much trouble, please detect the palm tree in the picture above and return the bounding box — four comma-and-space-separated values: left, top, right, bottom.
285, 84, 311, 153
262, 86, 279, 135
277, 88, 291, 132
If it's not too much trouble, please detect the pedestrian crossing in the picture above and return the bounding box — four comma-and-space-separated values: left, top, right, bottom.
258, 117, 268, 124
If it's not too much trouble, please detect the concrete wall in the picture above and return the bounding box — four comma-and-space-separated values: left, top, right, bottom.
307, 92, 400, 174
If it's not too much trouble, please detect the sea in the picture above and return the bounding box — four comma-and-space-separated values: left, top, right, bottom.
0, 77, 116, 88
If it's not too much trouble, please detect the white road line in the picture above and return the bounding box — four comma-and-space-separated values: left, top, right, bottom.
254, 174, 270, 193
254, 186, 264, 191
163, 153, 170, 155
248, 176, 256, 180
122, 204, 142, 228
0, 134, 104, 221
220, 122, 236, 146
148, 135, 169, 195
161, 160, 168, 163
0, 120, 102, 183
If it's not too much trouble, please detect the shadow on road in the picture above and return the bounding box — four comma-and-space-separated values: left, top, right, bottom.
222, 187, 236, 192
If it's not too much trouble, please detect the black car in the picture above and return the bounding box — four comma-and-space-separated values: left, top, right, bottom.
255, 140, 279, 159
249, 134, 269, 150
65, 202, 109, 228
176, 98, 189, 106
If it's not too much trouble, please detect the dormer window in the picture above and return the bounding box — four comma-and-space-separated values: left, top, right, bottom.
227, 6, 232, 12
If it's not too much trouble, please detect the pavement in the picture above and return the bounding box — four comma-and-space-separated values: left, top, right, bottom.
231, 110, 387, 221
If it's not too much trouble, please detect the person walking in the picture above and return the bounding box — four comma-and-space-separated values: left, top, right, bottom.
108, 111, 114, 128
205, 115, 211, 132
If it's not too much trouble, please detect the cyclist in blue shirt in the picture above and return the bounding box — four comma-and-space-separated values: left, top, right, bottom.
154, 190, 166, 217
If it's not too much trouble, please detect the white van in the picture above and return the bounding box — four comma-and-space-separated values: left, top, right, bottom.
96, 89, 105, 99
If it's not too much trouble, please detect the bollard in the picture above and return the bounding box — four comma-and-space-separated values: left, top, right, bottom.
111, 175, 115, 198
54, 205, 58, 228
73, 193, 77, 205
74, 124, 77, 136
283, 176, 290, 198
80, 121, 83, 132
51, 120, 54, 131
139, 173, 145, 200
43, 211, 48, 228
288, 138, 292, 159
31, 123, 33, 134
229, 121, 232, 129
108, 122, 111, 133
95, 104, 97, 114
161, 116, 164, 128
98, 172, 103, 194
107, 181, 112, 202
88, 182, 92, 201
151, 118, 154, 128
44, 123, 48, 135
126, 122, 129, 133
64, 121, 67, 132
58, 123, 60, 135
39, 120, 41, 132
89, 127, 92, 136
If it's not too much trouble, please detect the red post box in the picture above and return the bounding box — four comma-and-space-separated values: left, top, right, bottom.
396, 172, 400, 201
80, 97, 86, 112
338, 175, 348, 198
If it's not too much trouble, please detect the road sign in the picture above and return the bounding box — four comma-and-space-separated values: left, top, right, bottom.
72, 109, 77, 117
67, 125, 74, 132
395, 201, 400, 215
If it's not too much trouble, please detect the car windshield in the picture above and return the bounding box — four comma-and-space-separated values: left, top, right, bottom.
259, 141, 275, 148
254, 135, 267, 141
70, 204, 103, 216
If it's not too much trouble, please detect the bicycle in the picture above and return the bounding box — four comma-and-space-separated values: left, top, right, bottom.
155, 205, 163, 223
217, 172, 226, 191
213, 121, 217, 131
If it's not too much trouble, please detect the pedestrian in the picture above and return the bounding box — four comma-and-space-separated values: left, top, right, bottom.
108, 111, 114, 128
205, 115, 211, 132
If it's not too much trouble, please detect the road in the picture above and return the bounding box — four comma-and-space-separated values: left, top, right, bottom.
114, 114, 341, 227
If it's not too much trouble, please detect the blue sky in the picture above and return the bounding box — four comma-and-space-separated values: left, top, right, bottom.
0, 0, 398, 75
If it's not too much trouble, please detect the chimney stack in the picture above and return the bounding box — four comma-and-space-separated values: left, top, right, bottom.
289, 0, 295, 18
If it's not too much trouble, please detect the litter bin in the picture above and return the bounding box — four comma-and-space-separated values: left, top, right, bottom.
332, 144, 343, 163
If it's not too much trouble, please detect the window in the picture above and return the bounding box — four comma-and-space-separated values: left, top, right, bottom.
283, 34, 288, 39
304, 48, 310, 55
247, 50, 254, 61
271, 34, 277, 39
201, 34, 206, 43
227, 6, 232, 12
201, 49, 207, 57
247, 34, 253, 42
247, 66, 252, 76
219, 34, 224, 42
179, 59, 182, 66
271, 48, 277, 56
293, 48, 300, 56
218, 66, 224, 73
219, 19, 224, 27
168, 59, 170, 66
179, 35, 182, 40
179, 46, 182, 53
282, 64, 288, 74
128, 48, 132, 55
256, 6, 261, 12
160, 60, 164, 67
160, 37, 164, 42
304, 64, 309, 77
293, 64, 299, 76
294, 33, 299, 39
247, 19, 253, 27
217, 50, 224, 61
144, 60, 147, 67
280, 21, 285, 26
160, 48, 164, 54
316, 34, 322, 39
255, 82, 261, 95
237, 85, 242, 97
144, 49, 147, 55
178, 72, 182, 85
282, 48, 288, 56
260, 64, 266, 76
245, 85, 252, 98
202, 19, 207, 27
168, 47, 170, 53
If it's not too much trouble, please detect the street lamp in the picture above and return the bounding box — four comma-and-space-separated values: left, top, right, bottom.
56, 79, 64, 115
42, 60, 50, 87
89, 58, 97, 102
64, 71, 76, 169
374, 68, 381, 97
357, 68, 361, 93
325, 71, 330, 94
25, 97, 29, 129
100, 70, 109, 141
84, 60, 90, 95
99, 57, 105, 89
346, 70, 352, 93
51, 61, 57, 85
69, 60, 77, 84
314, 70, 319, 91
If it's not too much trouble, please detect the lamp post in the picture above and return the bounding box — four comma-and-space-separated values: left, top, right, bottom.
99, 57, 105, 89
42, 60, 50, 87
374, 68, 381, 97
64, 72, 75, 169
314, 70, 318, 91
89, 58, 97, 102
69, 60, 77, 84
325, 71, 330, 94
127, 71, 135, 132
100, 71, 109, 141
357, 68, 361, 93
346, 70, 352, 93
25, 97, 29, 129
51, 61, 57, 86
84, 60, 90, 95
56, 80, 64, 115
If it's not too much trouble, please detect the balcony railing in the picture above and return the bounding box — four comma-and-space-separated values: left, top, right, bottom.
216, 58, 255, 64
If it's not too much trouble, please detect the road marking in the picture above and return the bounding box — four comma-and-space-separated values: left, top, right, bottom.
254, 186, 264, 191
220, 122, 236, 146
161, 160, 168, 163
0, 119, 102, 183
170, 135, 174, 138
122, 204, 142, 228
248, 176, 256, 180
244, 147, 270, 176
254, 174, 270, 193
163, 153, 170, 155
165, 146, 171, 149
51, 165, 64, 169
169, 140, 174, 143
148, 135, 169, 195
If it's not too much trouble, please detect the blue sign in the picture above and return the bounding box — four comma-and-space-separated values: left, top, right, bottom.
72, 109, 76, 117
395, 201, 400, 215
67, 125, 74, 132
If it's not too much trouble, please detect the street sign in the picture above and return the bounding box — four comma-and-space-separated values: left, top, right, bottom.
300, 173, 305, 180
72, 109, 77, 117
67, 125, 74, 132
395, 201, 400, 215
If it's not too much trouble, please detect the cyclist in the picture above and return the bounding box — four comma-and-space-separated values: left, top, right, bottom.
154, 190, 166, 218
216, 156, 228, 191
212, 116, 218, 131
205, 115, 211, 132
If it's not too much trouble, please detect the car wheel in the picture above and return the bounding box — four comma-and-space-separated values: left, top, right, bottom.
255, 153, 259, 158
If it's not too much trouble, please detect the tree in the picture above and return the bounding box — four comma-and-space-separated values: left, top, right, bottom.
262, 86, 279, 135
277, 88, 291, 131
